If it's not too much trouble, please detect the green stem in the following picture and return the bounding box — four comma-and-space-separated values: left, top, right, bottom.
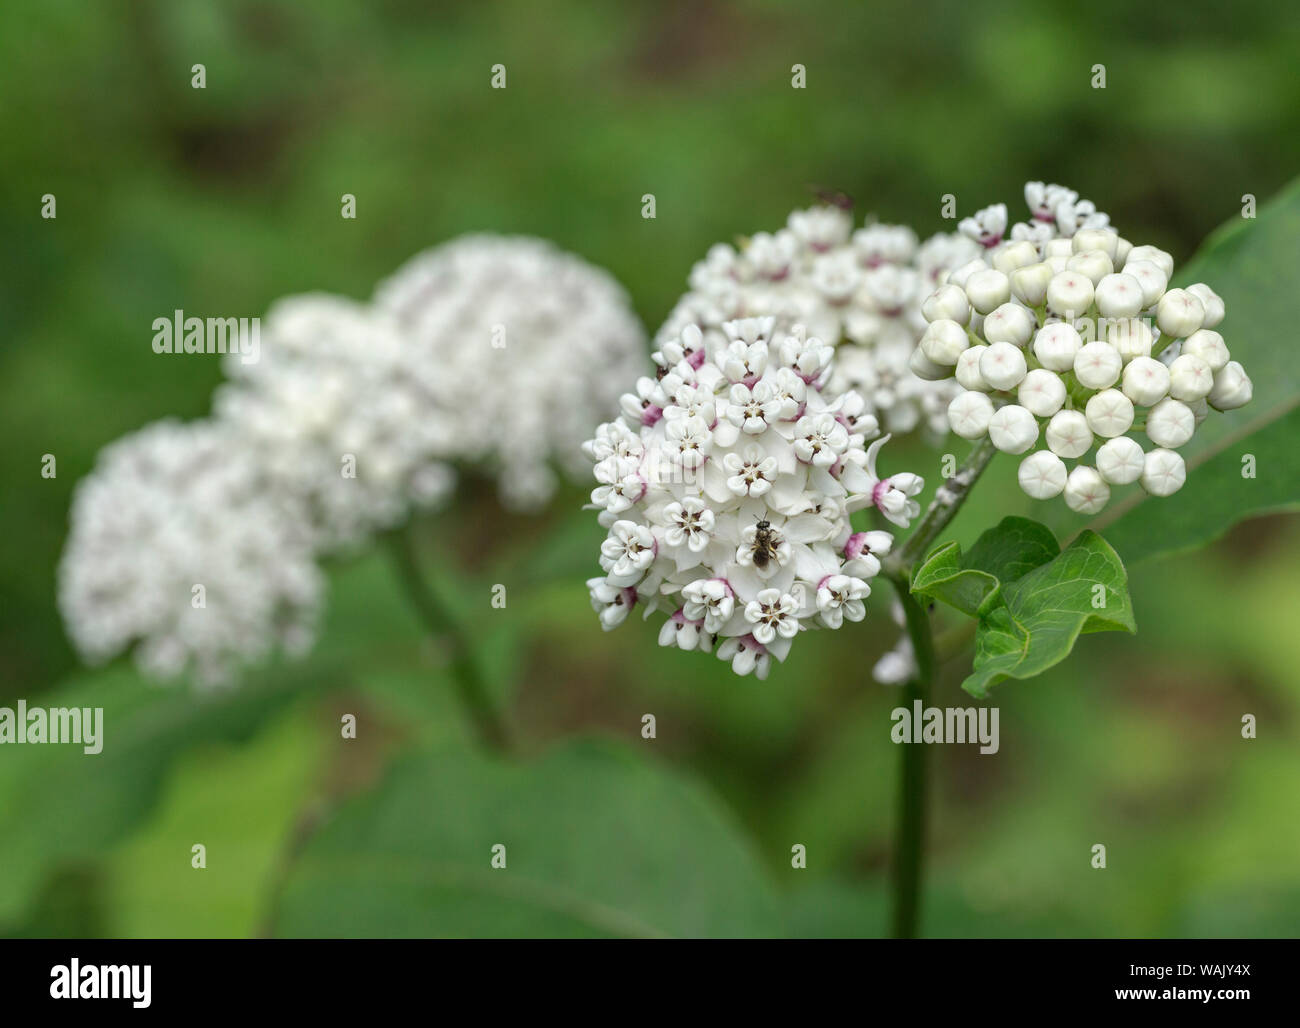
385, 527, 512, 752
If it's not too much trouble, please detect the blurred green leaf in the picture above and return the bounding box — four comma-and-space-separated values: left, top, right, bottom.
963, 531, 1135, 697
273, 738, 780, 938
912, 516, 1061, 617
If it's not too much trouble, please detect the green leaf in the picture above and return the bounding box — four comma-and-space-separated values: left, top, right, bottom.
912, 516, 1061, 617
963, 531, 1136, 697
1074, 178, 1300, 561
272, 739, 780, 938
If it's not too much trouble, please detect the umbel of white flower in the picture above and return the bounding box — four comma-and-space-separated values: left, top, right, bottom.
58, 420, 323, 687
914, 183, 1251, 513
584, 315, 923, 679
374, 234, 648, 511
656, 204, 982, 440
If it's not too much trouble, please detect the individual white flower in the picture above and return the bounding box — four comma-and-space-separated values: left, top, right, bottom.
1018, 450, 1068, 499
1141, 448, 1187, 496
58, 420, 322, 687
1084, 389, 1135, 438
988, 404, 1039, 454
585, 319, 922, 677
979, 342, 1028, 391
1018, 368, 1067, 417
1033, 322, 1082, 371
948, 390, 995, 439
1145, 398, 1196, 449
1096, 436, 1146, 485
373, 234, 648, 512
1208, 361, 1253, 410
958, 203, 1008, 249
1063, 465, 1110, 514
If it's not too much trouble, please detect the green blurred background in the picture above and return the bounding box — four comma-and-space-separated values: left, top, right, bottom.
3, 0, 1299, 937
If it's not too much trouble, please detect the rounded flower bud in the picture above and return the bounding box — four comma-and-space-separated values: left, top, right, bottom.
1168, 353, 1214, 401
1141, 448, 1186, 497
991, 240, 1039, 275
1185, 283, 1225, 328
1085, 388, 1135, 437
1018, 450, 1068, 499
1018, 368, 1067, 417
1063, 465, 1111, 514
965, 268, 1012, 314
922, 283, 971, 325
919, 319, 969, 366
1074, 341, 1122, 390
1126, 244, 1174, 279
1107, 317, 1154, 362
1094, 273, 1145, 318
982, 302, 1035, 347
1122, 356, 1170, 407
955, 345, 990, 391
1156, 288, 1205, 340
1114, 236, 1133, 266
908, 345, 952, 382
1120, 259, 1168, 307
1045, 409, 1093, 459
1066, 249, 1113, 286
948, 390, 994, 439
1207, 360, 1253, 411
1033, 322, 1082, 371
979, 341, 1028, 391
1096, 436, 1145, 485
1181, 329, 1229, 372
988, 404, 1039, 454
947, 257, 987, 290
1145, 397, 1195, 448
1044, 238, 1074, 260
1046, 271, 1095, 317
1010, 262, 1053, 307
1073, 227, 1119, 261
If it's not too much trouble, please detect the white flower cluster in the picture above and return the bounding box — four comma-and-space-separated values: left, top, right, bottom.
375, 234, 648, 511
657, 205, 981, 439
584, 315, 924, 679
913, 185, 1251, 513
61, 235, 646, 685
58, 420, 323, 687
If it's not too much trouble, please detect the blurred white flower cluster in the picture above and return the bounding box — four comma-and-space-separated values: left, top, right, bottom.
584, 315, 924, 679
58, 420, 322, 686
60, 235, 647, 685
913, 184, 1251, 513
657, 205, 980, 439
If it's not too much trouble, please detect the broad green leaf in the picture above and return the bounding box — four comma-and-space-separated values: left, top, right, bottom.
963, 531, 1136, 697
912, 516, 1061, 617
1071, 178, 1300, 560
273, 739, 780, 938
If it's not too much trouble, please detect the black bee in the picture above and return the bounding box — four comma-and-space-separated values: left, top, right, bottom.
752, 519, 780, 570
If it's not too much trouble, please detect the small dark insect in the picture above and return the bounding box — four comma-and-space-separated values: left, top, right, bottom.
752, 518, 780, 570
811, 185, 855, 211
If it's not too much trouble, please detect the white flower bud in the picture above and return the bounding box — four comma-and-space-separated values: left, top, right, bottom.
1066, 249, 1114, 286
1145, 397, 1195, 448
979, 341, 1028, 391
955, 345, 990, 391
947, 257, 987, 290
1045, 409, 1093, 459
1125, 244, 1174, 280
1107, 317, 1154, 362
1018, 449, 1068, 499
1096, 436, 1146, 485
1121, 356, 1170, 407
1044, 238, 1073, 259
982, 302, 1035, 347
1114, 236, 1133, 265
1188, 396, 1209, 426
947, 390, 994, 439
1010, 262, 1053, 307
1046, 271, 1095, 317
919, 319, 969, 365
1185, 283, 1225, 328
1063, 465, 1110, 514
1207, 360, 1253, 411
965, 268, 1012, 315
1181, 329, 1229, 372
1073, 227, 1119, 261
922, 283, 971, 325
991, 240, 1040, 275
988, 404, 1039, 454
1093, 273, 1145, 318
1018, 368, 1067, 417
1155, 288, 1205, 340
1119, 259, 1167, 308
1168, 353, 1214, 401
1073, 341, 1122, 390
1033, 322, 1082, 371
909, 345, 953, 382
1141, 448, 1186, 497
1085, 388, 1135, 437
